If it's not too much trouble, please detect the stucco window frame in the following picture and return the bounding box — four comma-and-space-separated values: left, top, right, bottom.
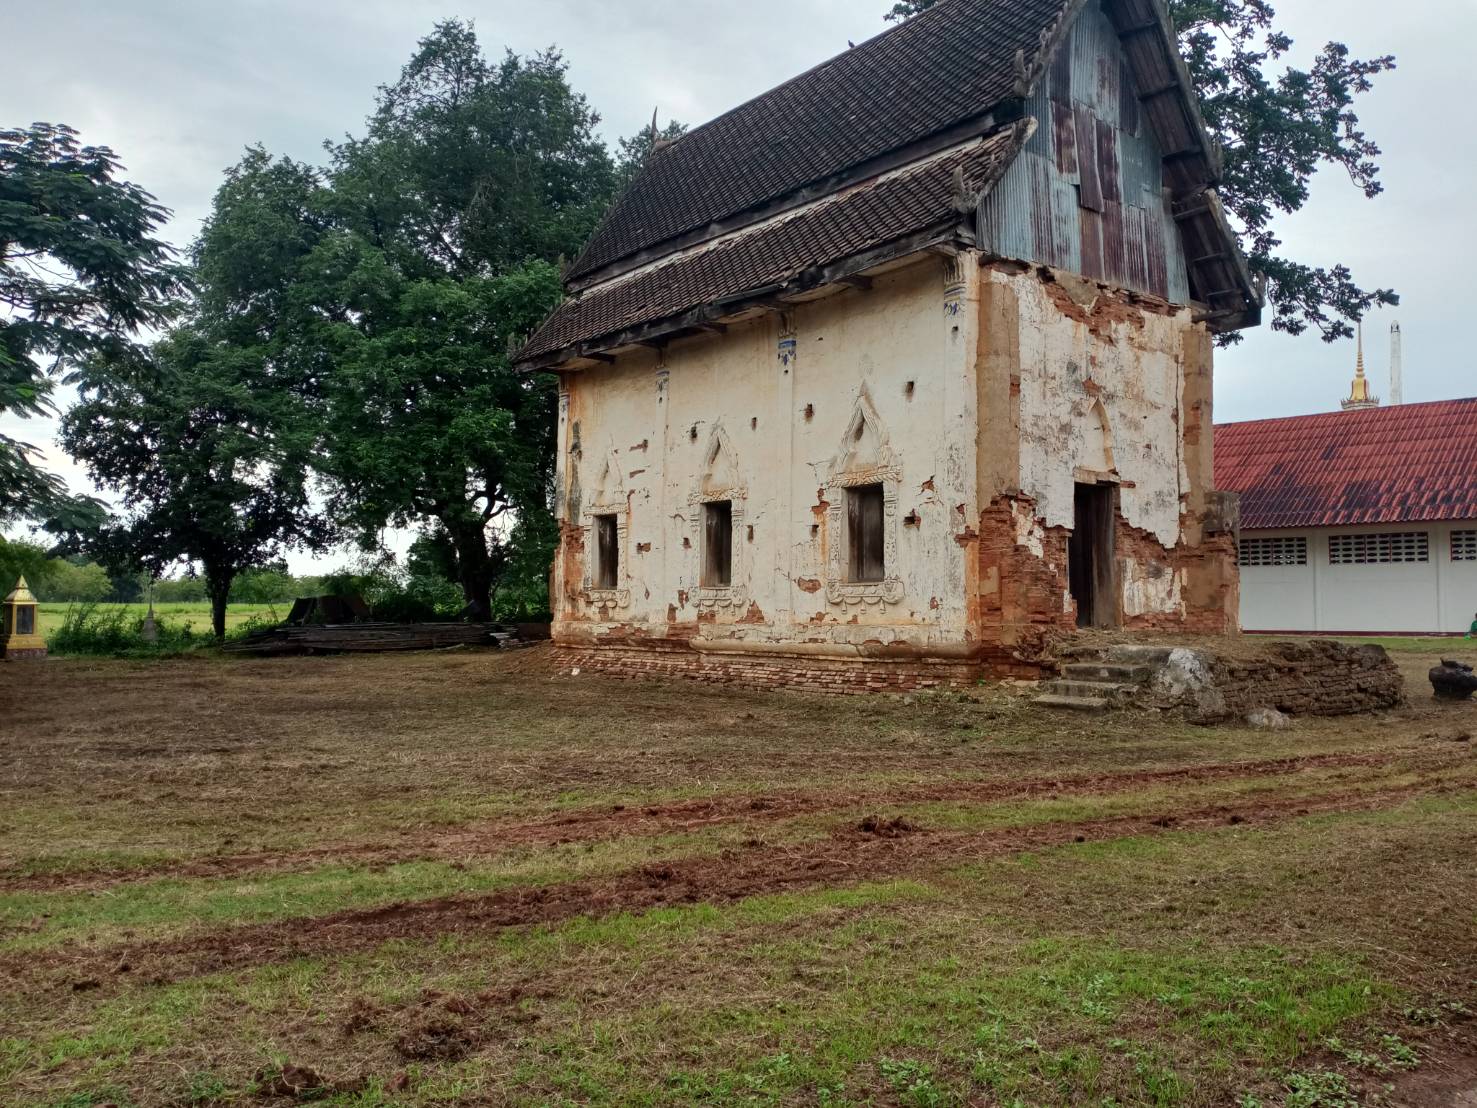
824, 393, 904, 608
689, 425, 748, 610
580, 452, 631, 609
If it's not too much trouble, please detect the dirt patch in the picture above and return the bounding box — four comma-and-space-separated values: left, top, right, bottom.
255, 1062, 363, 1100
0, 749, 1443, 893
2, 776, 1457, 996
1385, 1030, 1477, 1107
855, 815, 920, 837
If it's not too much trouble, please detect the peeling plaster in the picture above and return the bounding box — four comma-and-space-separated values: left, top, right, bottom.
1003, 268, 1188, 547
550, 254, 1221, 653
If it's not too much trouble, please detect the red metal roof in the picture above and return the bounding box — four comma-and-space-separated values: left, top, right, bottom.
1214, 398, 1477, 530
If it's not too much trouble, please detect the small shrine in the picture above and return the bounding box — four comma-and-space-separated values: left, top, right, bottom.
2, 576, 47, 660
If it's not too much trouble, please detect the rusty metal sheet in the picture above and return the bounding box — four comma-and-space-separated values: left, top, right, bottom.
1097, 53, 1119, 113
1124, 204, 1149, 292
1049, 32, 1073, 105
1119, 57, 1140, 134
1075, 106, 1103, 212
973, 0, 1190, 304
1095, 116, 1121, 204
1100, 199, 1126, 284
1029, 154, 1056, 261
1143, 203, 1169, 297
1079, 206, 1104, 280
1052, 101, 1078, 176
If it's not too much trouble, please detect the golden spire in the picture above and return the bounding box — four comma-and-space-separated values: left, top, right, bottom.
1341, 320, 1380, 411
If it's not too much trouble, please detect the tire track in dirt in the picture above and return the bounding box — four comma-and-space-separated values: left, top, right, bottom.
3, 776, 1466, 994
0, 749, 1448, 893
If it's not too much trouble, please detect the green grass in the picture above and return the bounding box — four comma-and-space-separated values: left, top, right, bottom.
8, 757, 1468, 954
36, 602, 279, 638
9, 796, 1469, 1106
2, 647, 1473, 1106
1329, 635, 1470, 653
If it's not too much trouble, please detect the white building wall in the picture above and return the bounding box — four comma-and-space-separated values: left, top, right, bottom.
553, 254, 1216, 651
555, 255, 981, 649
1239, 522, 1477, 634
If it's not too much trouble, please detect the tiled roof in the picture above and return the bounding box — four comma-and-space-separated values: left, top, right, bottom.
1214, 399, 1477, 530
565, 0, 1069, 285
520, 128, 1027, 364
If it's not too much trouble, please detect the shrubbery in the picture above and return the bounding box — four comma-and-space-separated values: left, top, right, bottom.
48, 604, 212, 658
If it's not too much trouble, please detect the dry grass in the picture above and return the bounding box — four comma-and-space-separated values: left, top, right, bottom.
0, 642, 1474, 1106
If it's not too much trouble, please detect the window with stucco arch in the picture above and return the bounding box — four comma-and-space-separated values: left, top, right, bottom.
689, 424, 748, 610
824, 390, 903, 607
581, 449, 631, 608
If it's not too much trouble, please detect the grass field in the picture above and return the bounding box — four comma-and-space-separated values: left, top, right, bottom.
35, 602, 281, 638
0, 645, 1474, 1105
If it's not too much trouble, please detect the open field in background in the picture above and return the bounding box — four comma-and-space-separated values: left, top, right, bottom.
0, 644, 1474, 1105
35, 602, 282, 639
1315, 637, 1468, 655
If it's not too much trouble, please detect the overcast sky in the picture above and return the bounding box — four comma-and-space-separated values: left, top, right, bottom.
4, 0, 1470, 571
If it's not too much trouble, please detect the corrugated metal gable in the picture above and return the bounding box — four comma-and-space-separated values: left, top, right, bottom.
979, 0, 1189, 302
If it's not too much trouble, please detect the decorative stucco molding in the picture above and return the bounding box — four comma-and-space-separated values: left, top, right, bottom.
943, 253, 967, 317
824, 390, 904, 607
689, 423, 748, 609
778, 312, 797, 369
580, 447, 631, 609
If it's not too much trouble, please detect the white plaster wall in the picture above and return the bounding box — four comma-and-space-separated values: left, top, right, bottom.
1003, 270, 1190, 548
1236, 529, 1317, 632
1239, 523, 1477, 633
556, 255, 980, 649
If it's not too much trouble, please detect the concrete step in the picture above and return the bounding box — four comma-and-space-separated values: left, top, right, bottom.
1105, 645, 1175, 665
1061, 662, 1154, 684
1040, 679, 1131, 700
1035, 693, 1111, 713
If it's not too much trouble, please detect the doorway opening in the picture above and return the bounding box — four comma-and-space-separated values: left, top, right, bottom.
1068, 482, 1118, 629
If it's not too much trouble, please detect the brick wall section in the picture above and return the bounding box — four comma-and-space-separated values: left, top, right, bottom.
1143, 640, 1405, 719
973, 495, 1076, 666
1117, 519, 1238, 635
972, 493, 1237, 664
1213, 641, 1404, 717
543, 645, 984, 694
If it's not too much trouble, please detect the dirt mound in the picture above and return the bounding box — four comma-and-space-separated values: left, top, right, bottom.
856, 815, 920, 837
255, 1062, 362, 1100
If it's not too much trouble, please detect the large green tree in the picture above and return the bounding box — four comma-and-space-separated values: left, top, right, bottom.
317, 25, 615, 616
190, 23, 618, 617
0, 122, 184, 523
885, 0, 1396, 341
62, 326, 330, 639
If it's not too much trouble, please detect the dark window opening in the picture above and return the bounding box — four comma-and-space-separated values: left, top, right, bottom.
594, 514, 619, 589
15, 606, 34, 636
847, 483, 886, 583
703, 500, 733, 586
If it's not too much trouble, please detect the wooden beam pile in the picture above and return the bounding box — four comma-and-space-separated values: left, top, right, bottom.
223, 622, 531, 656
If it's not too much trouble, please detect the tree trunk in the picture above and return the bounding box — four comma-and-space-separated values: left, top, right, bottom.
205, 570, 233, 642
445, 521, 495, 620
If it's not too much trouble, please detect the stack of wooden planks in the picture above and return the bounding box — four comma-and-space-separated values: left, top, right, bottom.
223, 622, 534, 656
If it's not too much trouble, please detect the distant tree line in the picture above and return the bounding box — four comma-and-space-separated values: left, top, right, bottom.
2, 7, 1393, 639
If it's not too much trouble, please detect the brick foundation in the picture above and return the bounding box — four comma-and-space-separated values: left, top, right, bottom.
543, 644, 984, 694
1211, 641, 1404, 718
1142, 640, 1405, 720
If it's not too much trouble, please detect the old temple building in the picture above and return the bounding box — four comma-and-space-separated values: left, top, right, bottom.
518, 0, 1263, 687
